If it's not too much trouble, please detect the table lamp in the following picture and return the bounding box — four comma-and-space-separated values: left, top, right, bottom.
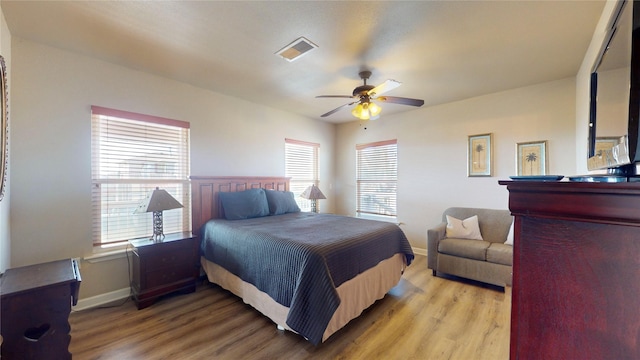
300, 184, 326, 213
134, 187, 183, 241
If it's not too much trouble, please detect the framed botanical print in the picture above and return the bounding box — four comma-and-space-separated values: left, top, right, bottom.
590, 136, 621, 168
594, 136, 620, 157
516, 140, 547, 176
468, 133, 492, 177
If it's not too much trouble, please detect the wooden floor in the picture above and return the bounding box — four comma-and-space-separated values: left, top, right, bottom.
69, 256, 511, 359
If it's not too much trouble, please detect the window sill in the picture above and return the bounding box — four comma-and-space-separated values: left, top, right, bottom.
84, 246, 129, 263
357, 213, 398, 224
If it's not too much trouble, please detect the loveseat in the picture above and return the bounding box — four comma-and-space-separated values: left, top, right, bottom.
427, 207, 513, 287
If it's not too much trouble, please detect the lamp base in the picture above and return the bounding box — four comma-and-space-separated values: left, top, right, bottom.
151, 211, 165, 242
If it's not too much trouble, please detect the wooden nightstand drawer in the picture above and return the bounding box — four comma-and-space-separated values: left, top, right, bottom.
129, 232, 199, 309
142, 246, 193, 272
146, 264, 195, 289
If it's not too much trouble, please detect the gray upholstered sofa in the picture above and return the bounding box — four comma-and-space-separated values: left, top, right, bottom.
427, 207, 513, 287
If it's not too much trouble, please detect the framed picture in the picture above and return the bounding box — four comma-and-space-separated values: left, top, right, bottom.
516, 140, 547, 176
468, 133, 492, 177
594, 136, 620, 157
591, 136, 620, 168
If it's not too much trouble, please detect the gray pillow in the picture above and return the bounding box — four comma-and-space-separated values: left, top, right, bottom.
264, 190, 301, 215
219, 188, 269, 220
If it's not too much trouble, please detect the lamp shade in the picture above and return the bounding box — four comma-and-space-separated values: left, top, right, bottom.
133, 187, 183, 213
369, 102, 381, 117
351, 103, 365, 119
300, 184, 326, 200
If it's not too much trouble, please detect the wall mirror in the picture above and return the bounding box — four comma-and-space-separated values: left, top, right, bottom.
0, 55, 6, 201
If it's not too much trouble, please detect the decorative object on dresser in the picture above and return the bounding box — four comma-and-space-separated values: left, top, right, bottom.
134, 187, 184, 241
1, 259, 81, 360
299, 184, 326, 213
427, 207, 513, 287
191, 176, 414, 345
500, 180, 640, 359
128, 231, 199, 310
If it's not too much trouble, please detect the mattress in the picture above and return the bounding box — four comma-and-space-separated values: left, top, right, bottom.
201, 253, 407, 342
199, 212, 414, 344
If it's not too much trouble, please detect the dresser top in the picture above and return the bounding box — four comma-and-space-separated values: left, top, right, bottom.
128, 231, 195, 249
1, 259, 78, 297
499, 180, 640, 226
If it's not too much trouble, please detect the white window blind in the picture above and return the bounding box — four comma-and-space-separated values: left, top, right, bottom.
91, 106, 191, 246
285, 138, 319, 212
356, 139, 398, 218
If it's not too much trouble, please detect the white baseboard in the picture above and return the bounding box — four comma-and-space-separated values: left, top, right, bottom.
412, 247, 427, 257
72, 287, 131, 312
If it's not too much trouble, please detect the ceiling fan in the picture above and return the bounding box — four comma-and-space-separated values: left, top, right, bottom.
316, 70, 425, 120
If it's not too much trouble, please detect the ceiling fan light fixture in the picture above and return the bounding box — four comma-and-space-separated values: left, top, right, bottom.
352, 101, 381, 120
369, 102, 381, 117
318, 70, 423, 119
352, 103, 365, 119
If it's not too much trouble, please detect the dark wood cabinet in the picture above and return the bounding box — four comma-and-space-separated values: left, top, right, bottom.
1, 258, 81, 360
129, 232, 199, 309
500, 180, 640, 359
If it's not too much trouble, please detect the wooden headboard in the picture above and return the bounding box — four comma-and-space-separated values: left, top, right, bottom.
190, 176, 290, 236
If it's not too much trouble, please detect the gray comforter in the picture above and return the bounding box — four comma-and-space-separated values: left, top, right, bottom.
200, 212, 414, 345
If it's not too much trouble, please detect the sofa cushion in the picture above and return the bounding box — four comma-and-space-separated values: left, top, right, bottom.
486, 243, 513, 266
442, 207, 512, 243
438, 238, 490, 261
445, 215, 483, 240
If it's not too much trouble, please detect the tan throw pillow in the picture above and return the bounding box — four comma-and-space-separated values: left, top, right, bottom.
445, 215, 483, 240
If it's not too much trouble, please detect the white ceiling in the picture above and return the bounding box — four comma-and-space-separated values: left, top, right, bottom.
1, 1, 605, 123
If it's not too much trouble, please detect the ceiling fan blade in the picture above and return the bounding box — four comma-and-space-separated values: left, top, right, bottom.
377, 96, 425, 107
320, 101, 357, 117
316, 95, 356, 99
367, 79, 401, 97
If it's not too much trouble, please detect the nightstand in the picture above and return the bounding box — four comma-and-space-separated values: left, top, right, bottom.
1, 259, 81, 359
129, 232, 199, 309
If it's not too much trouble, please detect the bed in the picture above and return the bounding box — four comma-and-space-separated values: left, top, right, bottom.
191, 176, 414, 345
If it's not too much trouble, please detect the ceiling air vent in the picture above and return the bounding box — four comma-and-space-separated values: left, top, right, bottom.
275, 37, 318, 62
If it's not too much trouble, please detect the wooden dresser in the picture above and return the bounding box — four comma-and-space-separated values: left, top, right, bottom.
500, 180, 640, 359
129, 232, 199, 309
1, 258, 81, 360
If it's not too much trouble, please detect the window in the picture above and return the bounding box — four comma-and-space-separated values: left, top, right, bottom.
91, 106, 191, 246
285, 138, 319, 212
356, 139, 398, 219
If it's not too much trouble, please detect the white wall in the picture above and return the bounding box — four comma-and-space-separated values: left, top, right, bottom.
335, 78, 577, 251
0, 4, 11, 273
9, 38, 334, 299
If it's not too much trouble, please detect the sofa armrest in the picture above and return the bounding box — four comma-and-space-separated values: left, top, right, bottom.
427, 222, 447, 271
